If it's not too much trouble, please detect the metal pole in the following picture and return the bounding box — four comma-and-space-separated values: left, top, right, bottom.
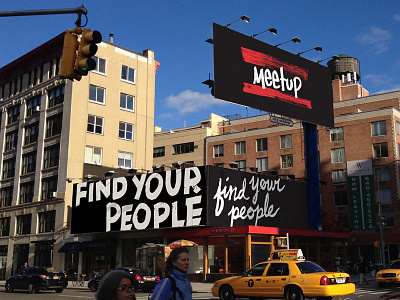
0, 6, 87, 17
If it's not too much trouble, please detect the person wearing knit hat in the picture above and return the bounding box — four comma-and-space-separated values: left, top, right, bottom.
96, 270, 136, 300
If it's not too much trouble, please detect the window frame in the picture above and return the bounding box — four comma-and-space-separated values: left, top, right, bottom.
172, 142, 195, 155
89, 84, 106, 105
371, 120, 387, 136
280, 135, 292, 149
48, 85, 65, 108
119, 121, 134, 141
256, 138, 268, 152
92, 56, 106, 74
85, 146, 103, 165
87, 115, 104, 135
373, 142, 389, 158
332, 169, 347, 184
235, 141, 246, 155
331, 148, 346, 163
121, 65, 135, 84
281, 154, 293, 169
330, 127, 344, 142
120, 93, 135, 112
334, 190, 348, 206
213, 144, 224, 158
118, 151, 133, 169
256, 157, 268, 172
153, 146, 165, 158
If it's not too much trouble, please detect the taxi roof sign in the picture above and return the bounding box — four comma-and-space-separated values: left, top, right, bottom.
270, 249, 305, 261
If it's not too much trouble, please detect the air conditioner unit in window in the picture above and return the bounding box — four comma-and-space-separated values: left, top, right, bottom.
51, 192, 57, 198
35, 106, 40, 112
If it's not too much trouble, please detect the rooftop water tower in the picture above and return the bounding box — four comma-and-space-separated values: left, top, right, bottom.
327, 53, 360, 85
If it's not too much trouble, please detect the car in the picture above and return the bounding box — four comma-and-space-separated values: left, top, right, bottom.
5, 266, 66, 293
376, 260, 400, 288
211, 249, 355, 300
88, 267, 160, 292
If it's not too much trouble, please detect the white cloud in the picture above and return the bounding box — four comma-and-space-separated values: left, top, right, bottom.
364, 74, 392, 86
394, 13, 400, 22
164, 90, 228, 115
356, 26, 391, 54
375, 84, 400, 94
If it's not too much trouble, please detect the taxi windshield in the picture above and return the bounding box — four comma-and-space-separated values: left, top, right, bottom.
296, 261, 325, 274
390, 261, 400, 269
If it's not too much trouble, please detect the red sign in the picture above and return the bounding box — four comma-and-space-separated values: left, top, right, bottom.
213, 23, 334, 128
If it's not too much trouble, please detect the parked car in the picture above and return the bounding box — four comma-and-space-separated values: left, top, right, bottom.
211, 249, 355, 300
88, 267, 160, 292
5, 266, 66, 293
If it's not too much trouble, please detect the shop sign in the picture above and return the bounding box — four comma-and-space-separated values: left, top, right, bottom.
71, 167, 207, 234
347, 160, 377, 230
213, 23, 334, 128
207, 166, 308, 229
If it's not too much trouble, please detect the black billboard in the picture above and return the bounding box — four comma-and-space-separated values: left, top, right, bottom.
71, 166, 308, 234
213, 23, 334, 128
71, 167, 207, 234
207, 166, 308, 229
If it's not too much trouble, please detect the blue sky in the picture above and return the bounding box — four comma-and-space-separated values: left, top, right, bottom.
1, 1, 400, 130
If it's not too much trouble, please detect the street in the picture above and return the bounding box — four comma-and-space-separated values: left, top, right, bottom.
0, 285, 400, 300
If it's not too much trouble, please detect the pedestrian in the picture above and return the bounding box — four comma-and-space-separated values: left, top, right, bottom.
96, 270, 136, 300
150, 247, 192, 300
358, 256, 369, 285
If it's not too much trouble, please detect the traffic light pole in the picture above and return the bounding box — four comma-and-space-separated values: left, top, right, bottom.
0, 5, 87, 27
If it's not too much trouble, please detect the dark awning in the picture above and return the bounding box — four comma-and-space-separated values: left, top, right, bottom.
58, 242, 88, 253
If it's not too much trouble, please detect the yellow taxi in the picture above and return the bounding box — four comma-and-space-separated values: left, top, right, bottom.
376, 260, 400, 288
211, 249, 355, 300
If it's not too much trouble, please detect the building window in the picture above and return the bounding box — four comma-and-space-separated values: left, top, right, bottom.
46, 113, 63, 138
119, 122, 134, 140
280, 135, 292, 149
25, 122, 39, 145
213, 145, 224, 158
173, 142, 194, 155
334, 191, 348, 206
21, 152, 37, 174
214, 163, 224, 167
118, 151, 133, 169
332, 169, 347, 184
20, 181, 34, 204
375, 166, 390, 181
381, 212, 394, 227
26, 95, 41, 117
38, 211, 56, 233
85, 146, 102, 165
55, 57, 61, 75
256, 157, 268, 172
7, 104, 20, 125
397, 121, 400, 136
89, 85, 105, 104
236, 160, 246, 171
48, 85, 64, 108
373, 143, 388, 158
235, 141, 246, 155
0, 217, 10, 236
16, 214, 32, 235
120, 93, 134, 111
49, 60, 54, 78
371, 121, 386, 136
2, 158, 15, 179
87, 115, 104, 135
153, 147, 165, 158
5, 130, 18, 151
0, 186, 13, 207
330, 127, 344, 142
331, 148, 345, 163
256, 138, 268, 152
93, 56, 106, 74
335, 214, 350, 229
43, 145, 59, 169
281, 154, 293, 169
377, 188, 392, 204
41, 176, 58, 200
121, 65, 135, 83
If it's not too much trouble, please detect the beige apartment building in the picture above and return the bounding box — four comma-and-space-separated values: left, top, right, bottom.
153, 113, 226, 170
0, 33, 156, 278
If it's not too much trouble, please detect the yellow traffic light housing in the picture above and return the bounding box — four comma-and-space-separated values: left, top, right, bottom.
60, 27, 102, 81
60, 31, 79, 79
75, 29, 102, 76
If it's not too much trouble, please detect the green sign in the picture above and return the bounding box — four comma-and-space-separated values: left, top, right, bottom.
348, 175, 377, 230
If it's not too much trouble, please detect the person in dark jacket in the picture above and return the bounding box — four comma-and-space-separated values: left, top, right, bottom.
150, 247, 192, 300
358, 256, 369, 285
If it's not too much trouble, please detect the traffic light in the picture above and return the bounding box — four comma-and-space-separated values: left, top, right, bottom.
75, 29, 102, 77
60, 31, 79, 79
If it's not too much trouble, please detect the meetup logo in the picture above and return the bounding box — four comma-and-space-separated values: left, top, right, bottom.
241, 47, 311, 109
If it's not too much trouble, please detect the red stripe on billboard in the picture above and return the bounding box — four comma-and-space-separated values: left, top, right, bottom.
243, 83, 312, 109
241, 47, 309, 81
